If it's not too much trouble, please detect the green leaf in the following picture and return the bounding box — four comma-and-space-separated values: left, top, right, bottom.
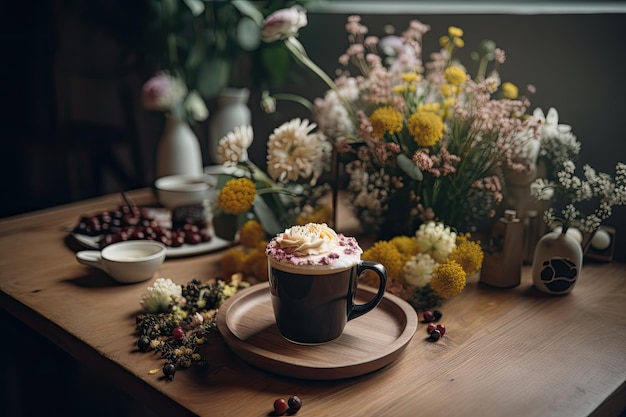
397, 154, 423, 181
252, 195, 284, 236
183, 0, 204, 16
237, 16, 261, 51
196, 57, 230, 98
231, 0, 264, 27
212, 212, 242, 241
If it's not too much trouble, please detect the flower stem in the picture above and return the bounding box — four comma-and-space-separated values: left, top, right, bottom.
272, 93, 315, 113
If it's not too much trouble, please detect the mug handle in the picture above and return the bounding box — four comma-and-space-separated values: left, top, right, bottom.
76, 250, 106, 272
348, 260, 388, 321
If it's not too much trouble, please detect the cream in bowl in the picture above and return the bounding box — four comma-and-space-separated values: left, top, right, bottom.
154, 174, 217, 210
76, 240, 166, 284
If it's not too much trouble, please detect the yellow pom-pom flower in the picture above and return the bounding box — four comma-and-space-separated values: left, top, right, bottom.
220, 247, 246, 279
407, 111, 444, 147
448, 26, 464, 38
362, 240, 405, 283
369, 106, 404, 139
239, 220, 265, 249
501, 82, 519, 99
430, 260, 467, 299
217, 178, 256, 215
448, 236, 484, 276
444, 66, 467, 87
390, 235, 419, 257
242, 248, 268, 281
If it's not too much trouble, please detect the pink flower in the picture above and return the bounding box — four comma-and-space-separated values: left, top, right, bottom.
141, 73, 187, 111
261, 6, 307, 42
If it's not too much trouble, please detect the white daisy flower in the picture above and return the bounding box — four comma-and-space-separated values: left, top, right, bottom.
217, 125, 253, 166
266, 118, 331, 184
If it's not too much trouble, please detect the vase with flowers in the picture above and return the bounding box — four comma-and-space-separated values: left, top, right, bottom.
530, 160, 626, 294
141, 72, 208, 178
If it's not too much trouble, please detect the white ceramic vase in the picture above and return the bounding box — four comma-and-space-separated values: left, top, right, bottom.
531, 231, 583, 295
156, 116, 203, 179
208, 88, 251, 164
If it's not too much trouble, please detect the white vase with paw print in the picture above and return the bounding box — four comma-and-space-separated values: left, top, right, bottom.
531, 230, 583, 295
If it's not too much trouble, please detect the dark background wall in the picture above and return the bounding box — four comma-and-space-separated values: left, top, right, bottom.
2, 1, 625, 259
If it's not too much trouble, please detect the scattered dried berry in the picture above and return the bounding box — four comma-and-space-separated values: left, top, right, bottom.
273, 398, 289, 415
433, 310, 443, 321
435, 324, 446, 336
427, 323, 437, 333
423, 311, 434, 322
172, 326, 185, 340
428, 329, 442, 342
163, 363, 176, 380
137, 336, 151, 352
288, 395, 302, 412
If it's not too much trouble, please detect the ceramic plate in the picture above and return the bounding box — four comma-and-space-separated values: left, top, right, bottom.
70, 207, 235, 258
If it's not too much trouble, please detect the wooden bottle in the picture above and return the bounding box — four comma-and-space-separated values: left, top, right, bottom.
480, 210, 524, 288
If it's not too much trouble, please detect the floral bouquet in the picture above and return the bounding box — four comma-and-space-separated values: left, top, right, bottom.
210, 118, 333, 264
360, 222, 484, 311
313, 17, 544, 237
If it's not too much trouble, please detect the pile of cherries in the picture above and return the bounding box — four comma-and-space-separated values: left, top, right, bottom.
72, 204, 211, 248
273, 396, 302, 415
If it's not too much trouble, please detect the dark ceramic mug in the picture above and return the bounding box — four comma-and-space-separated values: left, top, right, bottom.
268, 257, 388, 344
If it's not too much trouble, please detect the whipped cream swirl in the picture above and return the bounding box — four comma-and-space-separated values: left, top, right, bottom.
266, 223, 362, 268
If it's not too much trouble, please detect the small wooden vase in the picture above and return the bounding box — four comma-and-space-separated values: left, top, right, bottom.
531, 231, 583, 295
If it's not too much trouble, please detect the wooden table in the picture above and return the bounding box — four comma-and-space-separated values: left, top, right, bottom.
1, 189, 625, 417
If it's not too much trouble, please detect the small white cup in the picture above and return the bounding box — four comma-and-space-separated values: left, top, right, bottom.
76, 240, 166, 284
154, 174, 217, 210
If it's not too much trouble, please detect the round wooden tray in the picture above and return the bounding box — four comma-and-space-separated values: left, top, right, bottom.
217, 282, 418, 380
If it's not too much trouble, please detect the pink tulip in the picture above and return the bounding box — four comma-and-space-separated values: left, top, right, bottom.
261, 6, 307, 42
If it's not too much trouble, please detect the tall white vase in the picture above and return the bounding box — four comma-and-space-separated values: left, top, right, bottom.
531, 231, 583, 295
208, 88, 251, 164
156, 116, 203, 179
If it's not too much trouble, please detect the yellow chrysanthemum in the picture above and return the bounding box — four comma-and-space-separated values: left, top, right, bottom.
369, 106, 404, 139
453, 37, 465, 48
430, 260, 467, 298
407, 111, 444, 147
448, 237, 484, 275
238, 220, 265, 249
220, 247, 246, 279
501, 81, 519, 99
242, 248, 268, 281
444, 66, 467, 87
362, 241, 405, 283
392, 85, 407, 94
390, 235, 419, 257
448, 26, 464, 38
217, 178, 256, 215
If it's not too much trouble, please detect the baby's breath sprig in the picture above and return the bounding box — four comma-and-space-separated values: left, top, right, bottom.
530, 160, 626, 245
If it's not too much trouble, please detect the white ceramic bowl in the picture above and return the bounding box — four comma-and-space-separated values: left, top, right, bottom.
76, 240, 166, 284
154, 174, 217, 210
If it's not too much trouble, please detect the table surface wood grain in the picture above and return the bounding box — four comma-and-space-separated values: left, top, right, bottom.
1, 189, 624, 417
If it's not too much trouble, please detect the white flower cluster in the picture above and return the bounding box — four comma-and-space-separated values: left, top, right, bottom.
414, 222, 457, 263
266, 118, 331, 184
534, 108, 581, 175
217, 125, 253, 166
314, 77, 360, 141
403, 252, 438, 287
139, 278, 182, 314
345, 160, 391, 232
530, 160, 626, 233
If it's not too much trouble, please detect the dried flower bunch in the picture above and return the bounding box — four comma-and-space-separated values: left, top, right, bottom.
136, 277, 248, 379
361, 222, 484, 311
313, 17, 543, 235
